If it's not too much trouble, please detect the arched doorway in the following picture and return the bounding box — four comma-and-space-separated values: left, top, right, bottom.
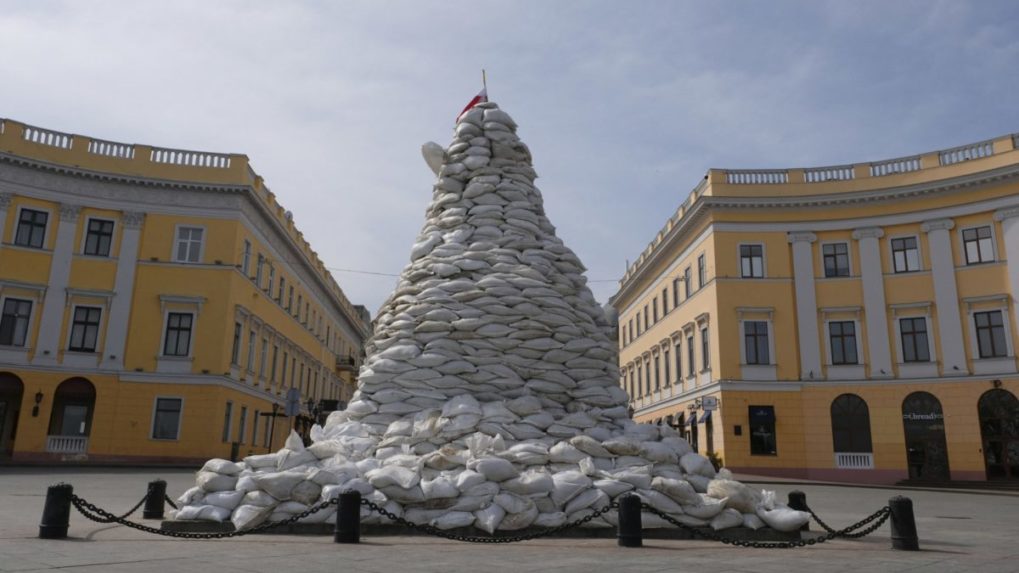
0, 373, 24, 457
46, 378, 95, 454
978, 389, 1019, 480
831, 394, 873, 468
901, 391, 950, 480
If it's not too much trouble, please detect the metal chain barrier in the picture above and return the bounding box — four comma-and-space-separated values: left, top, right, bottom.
164, 495, 178, 510
805, 505, 885, 539
80, 494, 150, 524
70, 494, 339, 539
639, 503, 890, 549
358, 497, 619, 543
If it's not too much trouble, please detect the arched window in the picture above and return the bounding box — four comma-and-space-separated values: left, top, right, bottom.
831, 393, 872, 453
48, 378, 96, 438
0, 372, 24, 456
978, 388, 1019, 480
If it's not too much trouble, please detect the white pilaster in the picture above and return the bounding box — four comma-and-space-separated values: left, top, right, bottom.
0, 193, 11, 245
852, 227, 893, 378
33, 203, 81, 365
921, 218, 968, 375
788, 231, 822, 379
100, 211, 144, 370
994, 206, 1019, 344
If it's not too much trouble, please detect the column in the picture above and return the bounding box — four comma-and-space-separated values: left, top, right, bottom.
852, 227, 893, 378
788, 231, 822, 379
995, 206, 1019, 341
0, 193, 12, 245
100, 211, 145, 370
921, 218, 968, 375
33, 204, 81, 366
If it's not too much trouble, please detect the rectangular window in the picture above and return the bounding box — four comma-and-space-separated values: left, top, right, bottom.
687, 335, 695, 377
255, 255, 265, 287
740, 245, 764, 278
822, 243, 850, 277
635, 366, 642, 397
241, 240, 251, 275
891, 237, 920, 273
643, 306, 648, 331
636, 313, 642, 335
644, 362, 651, 395
701, 326, 710, 370
267, 265, 275, 294
749, 405, 777, 455
15, 208, 48, 249
271, 345, 279, 382
222, 401, 233, 443
672, 279, 680, 307
744, 321, 770, 365
68, 306, 102, 352
174, 226, 204, 263
697, 254, 707, 288
653, 355, 660, 390
83, 218, 114, 256
231, 322, 242, 365
899, 317, 930, 363
263, 412, 272, 446
252, 410, 260, 446
0, 298, 33, 347
652, 299, 659, 323
829, 321, 859, 365
163, 313, 193, 357
663, 348, 671, 384
629, 319, 634, 341
259, 338, 269, 379
288, 287, 294, 312
975, 311, 1008, 358
238, 406, 248, 445
674, 343, 681, 382
246, 330, 257, 371
662, 288, 668, 314
151, 397, 183, 440
281, 352, 289, 386
683, 267, 692, 298
278, 277, 286, 304
963, 226, 994, 265
297, 295, 303, 318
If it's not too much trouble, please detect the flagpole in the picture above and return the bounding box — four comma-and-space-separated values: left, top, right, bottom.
482, 69, 487, 93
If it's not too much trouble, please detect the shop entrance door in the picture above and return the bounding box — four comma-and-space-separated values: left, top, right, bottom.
978, 389, 1019, 480
0, 374, 24, 457
902, 391, 950, 480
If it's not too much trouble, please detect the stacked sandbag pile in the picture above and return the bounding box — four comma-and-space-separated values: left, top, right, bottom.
174, 102, 810, 534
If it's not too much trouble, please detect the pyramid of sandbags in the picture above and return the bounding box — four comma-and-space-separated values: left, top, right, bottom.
174, 102, 810, 534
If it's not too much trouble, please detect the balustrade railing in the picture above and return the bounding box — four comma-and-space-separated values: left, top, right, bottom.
870, 155, 922, 177
46, 435, 89, 454
804, 165, 854, 182
725, 169, 789, 184
835, 452, 874, 469
87, 138, 135, 159
150, 146, 231, 169
939, 139, 993, 166
23, 125, 73, 149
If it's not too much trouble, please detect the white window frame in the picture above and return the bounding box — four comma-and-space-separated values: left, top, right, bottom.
66, 303, 105, 354
824, 317, 866, 380
79, 216, 117, 258
967, 306, 1016, 375
888, 234, 923, 273
241, 239, 252, 275
737, 242, 766, 279
12, 205, 52, 250
246, 329, 257, 372
150, 396, 184, 441
959, 224, 997, 266
819, 240, 853, 278
0, 294, 36, 349
222, 401, 233, 443
738, 319, 775, 366
159, 310, 197, 359
172, 224, 206, 264
892, 310, 938, 378
238, 406, 248, 445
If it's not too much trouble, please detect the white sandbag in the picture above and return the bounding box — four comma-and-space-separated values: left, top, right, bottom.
710, 508, 744, 531
196, 471, 238, 493
366, 466, 420, 489
548, 442, 587, 463
601, 437, 642, 456
470, 457, 518, 482
235, 476, 258, 493
550, 471, 592, 506
593, 478, 633, 498
432, 511, 476, 530
378, 484, 426, 504
242, 490, 279, 508
757, 506, 811, 532
291, 480, 323, 505
661, 437, 694, 457
203, 490, 245, 510
494, 492, 533, 514
251, 470, 307, 500
679, 453, 717, 478
308, 441, 345, 459
277, 448, 318, 471
502, 469, 554, 495
298, 506, 336, 524
308, 468, 340, 487
639, 441, 679, 464
499, 505, 539, 530
343, 477, 375, 496
201, 458, 243, 476
463, 481, 500, 497
564, 488, 608, 515
499, 443, 549, 465
650, 477, 701, 505
174, 505, 205, 520
474, 504, 506, 534
533, 512, 567, 528
634, 489, 684, 514
450, 495, 493, 512
682, 494, 728, 519
569, 435, 612, 458
284, 430, 305, 451
421, 476, 460, 499
441, 394, 483, 417
706, 479, 762, 513
243, 453, 280, 469
196, 505, 231, 522
606, 465, 653, 490
454, 470, 486, 492
423, 446, 467, 470
232, 504, 273, 529
742, 512, 766, 530
177, 486, 205, 506
686, 474, 712, 493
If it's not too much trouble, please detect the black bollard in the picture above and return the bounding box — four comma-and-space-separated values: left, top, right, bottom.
787, 490, 810, 531
143, 479, 168, 519
334, 491, 361, 544
39, 483, 74, 539
889, 496, 919, 551
617, 494, 643, 548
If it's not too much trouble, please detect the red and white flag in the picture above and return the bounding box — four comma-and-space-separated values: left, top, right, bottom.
457, 87, 488, 120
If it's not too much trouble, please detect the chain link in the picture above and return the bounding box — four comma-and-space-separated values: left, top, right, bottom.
805, 505, 885, 539
638, 503, 890, 549
71, 494, 339, 539
164, 495, 179, 510
358, 497, 619, 543
79, 494, 149, 524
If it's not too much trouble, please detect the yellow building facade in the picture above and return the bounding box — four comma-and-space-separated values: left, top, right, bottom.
612, 134, 1019, 484
0, 118, 371, 464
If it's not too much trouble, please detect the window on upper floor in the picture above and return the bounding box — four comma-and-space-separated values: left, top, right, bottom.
891, 237, 920, 273
686, 335, 695, 377
68, 306, 102, 353
743, 321, 770, 365
151, 397, 183, 440
288, 286, 295, 312
270, 345, 279, 382
241, 240, 252, 275
963, 226, 994, 265
297, 295, 303, 318
15, 209, 48, 249
652, 298, 659, 322
0, 298, 33, 347
643, 305, 649, 330
636, 313, 642, 335
635, 366, 642, 397
267, 265, 275, 295
673, 342, 681, 382
628, 319, 634, 342
661, 288, 669, 314
246, 330, 257, 371
255, 254, 265, 287
822, 243, 850, 277
829, 321, 859, 365
899, 317, 930, 363
238, 406, 248, 445
278, 277, 286, 304
83, 219, 114, 257
163, 312, 194, 357
672, 279, 680, 307
222, 401, 233, 443
231, 322, 242, 365
653, 355, 660, 391
697, 254, 707, 287
174, 227, 204, 263
663, 347, 671, 384
975, 311, 1008, 358
701, 326, 710, 370
259, 338, 269, 379
740, 245, 764, 278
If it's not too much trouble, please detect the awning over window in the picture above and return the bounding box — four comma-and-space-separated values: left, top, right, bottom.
699, 410, 713, 424
749, 405, 775, 423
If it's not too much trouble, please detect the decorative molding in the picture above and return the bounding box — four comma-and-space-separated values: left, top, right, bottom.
695, 312, 710, 325
122, 210, 146, 229
736, 306, 775, 319
962, 294, 1010, 308
994, 205, 1019, 222
820, 306, 863, 316
58, 203, 82, 222
889, 301, 932, 316
0, 192, 11, 210
852, 227, 884, 240
921, 218, 955, 232
787, 231, 817, 244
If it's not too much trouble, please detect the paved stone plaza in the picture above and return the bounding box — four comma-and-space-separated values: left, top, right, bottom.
0, 468, 1016, 572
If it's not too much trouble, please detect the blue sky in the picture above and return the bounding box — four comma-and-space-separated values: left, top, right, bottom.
2, 1, 1017, 314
